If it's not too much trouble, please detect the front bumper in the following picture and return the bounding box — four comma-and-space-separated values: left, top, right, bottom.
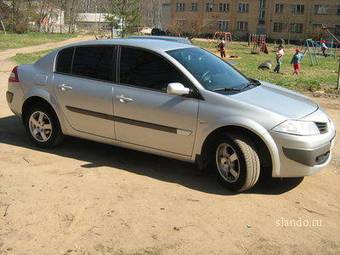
271, 131, 335, 177
270, 109, 336, 178
282, 142, 332, 167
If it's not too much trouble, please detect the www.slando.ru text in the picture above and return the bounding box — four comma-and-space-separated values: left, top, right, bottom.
276, 217, 322, 227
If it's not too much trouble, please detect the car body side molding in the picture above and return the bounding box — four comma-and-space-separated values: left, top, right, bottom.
66, 105, 192, 136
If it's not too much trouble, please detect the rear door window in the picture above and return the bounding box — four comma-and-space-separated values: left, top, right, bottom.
56, 47, 74, 74
72, 46, 117, 82
119, 46, 189, 92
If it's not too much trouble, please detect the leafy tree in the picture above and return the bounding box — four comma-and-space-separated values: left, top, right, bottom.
105, 0, 141, 38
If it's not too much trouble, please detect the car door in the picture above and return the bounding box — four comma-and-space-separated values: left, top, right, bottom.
113, 46, 199, 156
53, 45, 117, 139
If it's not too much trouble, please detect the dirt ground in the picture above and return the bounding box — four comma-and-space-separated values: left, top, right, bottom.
0, 38, 339, 255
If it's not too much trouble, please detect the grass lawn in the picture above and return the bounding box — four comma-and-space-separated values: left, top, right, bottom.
10, 38, 339, 92
193, 39, 339, 92
11, 50, 53, 65
0, 32, 77, 51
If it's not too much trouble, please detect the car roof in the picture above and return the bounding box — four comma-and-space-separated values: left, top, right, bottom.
128, 36, 193, 45
63, 38, 195, 53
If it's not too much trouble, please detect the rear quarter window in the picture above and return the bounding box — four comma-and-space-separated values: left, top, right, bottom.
56, 47, 74, 74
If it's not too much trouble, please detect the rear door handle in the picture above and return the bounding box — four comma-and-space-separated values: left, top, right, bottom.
58, 84, 73, 92
116, 95, 134, 103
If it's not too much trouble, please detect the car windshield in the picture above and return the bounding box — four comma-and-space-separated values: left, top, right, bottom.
167, 47, 250, 92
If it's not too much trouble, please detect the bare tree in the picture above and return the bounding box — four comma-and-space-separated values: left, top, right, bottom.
140, 0, 161, 29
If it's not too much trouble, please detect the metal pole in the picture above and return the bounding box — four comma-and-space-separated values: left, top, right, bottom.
337, 57, 340, 90
0, 16, 6, 35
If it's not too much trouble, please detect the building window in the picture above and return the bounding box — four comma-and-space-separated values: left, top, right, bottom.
206, 2, 214, 12
176, 3, 185, 12
218, 20, 229, 31
259, 0, 265, 8
275, 4, 283, 14
291, 5, 304, 14
192, 3, 198, 11
258, 0, 265, 24
258, 10, 265, 24
314, 5, 328, 15
337, 6, 340, 15
273, 22, 283, 32
236, 21, 248, 31
219, 3, 229, 12
290, 23, 303, 33
238, 3, 249, 13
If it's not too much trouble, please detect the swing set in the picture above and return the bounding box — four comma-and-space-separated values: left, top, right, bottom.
304, 25, 339, 65
248, 34, 268, 54
209, 32, 232, 48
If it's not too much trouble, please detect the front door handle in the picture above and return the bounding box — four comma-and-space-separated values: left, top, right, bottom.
58, 84, 73, 92
116, 95, 134, 103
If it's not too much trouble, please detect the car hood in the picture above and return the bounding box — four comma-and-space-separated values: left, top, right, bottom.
230, 82, 318, 119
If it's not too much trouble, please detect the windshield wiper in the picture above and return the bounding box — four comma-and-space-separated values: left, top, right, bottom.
240, 79, 261, 90
212, 87, 241, 92
248, 78, 261, 86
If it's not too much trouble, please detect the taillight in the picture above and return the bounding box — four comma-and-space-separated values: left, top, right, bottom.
8, 66, 19, 83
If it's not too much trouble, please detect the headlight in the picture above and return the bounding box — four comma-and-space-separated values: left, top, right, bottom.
272, 120, 320, 136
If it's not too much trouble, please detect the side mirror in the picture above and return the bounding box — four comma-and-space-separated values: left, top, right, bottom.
167, 83, 190, 96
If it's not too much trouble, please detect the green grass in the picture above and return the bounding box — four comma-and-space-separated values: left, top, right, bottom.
193, 39, 339, 91
11, 50, 53, 65
0, 32, 77, 51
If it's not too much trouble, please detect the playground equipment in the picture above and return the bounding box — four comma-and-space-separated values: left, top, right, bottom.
304, 24, 340, 65
304, 39, 319, 66
304, 38, 338, 65
249, 34, 268, 54
210, 32, 232, 48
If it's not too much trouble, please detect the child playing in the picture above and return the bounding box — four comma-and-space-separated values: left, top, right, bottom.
273, 46, 284, 73
218, 39, 226, 58
290, 48, 304, 75
321, 41, 328, 57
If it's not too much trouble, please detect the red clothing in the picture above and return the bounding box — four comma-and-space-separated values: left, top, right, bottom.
293, 63, 301, 74
294, 63, 301, 71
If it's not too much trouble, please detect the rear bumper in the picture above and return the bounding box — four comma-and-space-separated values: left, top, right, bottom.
7, 82, 24, 116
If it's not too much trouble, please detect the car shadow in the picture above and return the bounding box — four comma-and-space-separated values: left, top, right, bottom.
0, 115, 304, 195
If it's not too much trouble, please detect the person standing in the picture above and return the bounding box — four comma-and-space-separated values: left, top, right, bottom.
321, 41, 328, 57
274, 46, 284, 73
290, 48, 304, 75
218, 39, 226, 58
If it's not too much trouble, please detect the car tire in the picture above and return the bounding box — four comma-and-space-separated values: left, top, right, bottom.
24, 103, 64, 148
209, 132, 260, 192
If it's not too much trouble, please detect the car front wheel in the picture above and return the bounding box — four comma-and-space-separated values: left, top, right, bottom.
210, 132, 260, 192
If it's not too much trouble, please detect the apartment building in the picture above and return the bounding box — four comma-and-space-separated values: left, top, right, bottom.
141, 0, 172, 30
171, 0, 340, 40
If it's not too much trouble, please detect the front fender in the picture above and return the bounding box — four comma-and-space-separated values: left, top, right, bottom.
193, 116, 280, 177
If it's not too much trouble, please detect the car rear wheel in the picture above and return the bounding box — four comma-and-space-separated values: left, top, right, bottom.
210, 132, 260, 192
24, 104, 64, 148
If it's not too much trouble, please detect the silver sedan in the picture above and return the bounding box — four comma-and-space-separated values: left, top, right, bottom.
6, 39, 336, 192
